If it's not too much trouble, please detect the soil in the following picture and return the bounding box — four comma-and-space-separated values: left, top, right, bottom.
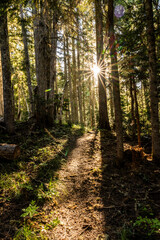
0, 127, 160, 240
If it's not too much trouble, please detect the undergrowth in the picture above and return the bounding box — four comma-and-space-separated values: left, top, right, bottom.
120, 204, 160, 240
0, 123, 84, 239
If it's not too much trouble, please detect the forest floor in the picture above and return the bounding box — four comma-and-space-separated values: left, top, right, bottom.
0, 123, 160, 240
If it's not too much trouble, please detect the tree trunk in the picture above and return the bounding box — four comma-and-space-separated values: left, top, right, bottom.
59, 81, 68, 125
132, 77, 141, 147
89, 77, 95, 128
82, 76, 86, 125
108, 0, 123, 163
142, 80, 151, 121
95, 0, 110, 129
63, 33, 69, 123
33, 1, 50, 127
0, 144, 20, 160
48, 9, 58, 125
0, 10, 14, 133
72, 38, 78, 124
66, 34, 73, 123
145, 0, 160, 163
0, 51, 4, 116
76, 15, 83, 126
108, 62, 114, 127
20, 5, 34, 116
129, 76, 136, 139
108, 83, 114, 127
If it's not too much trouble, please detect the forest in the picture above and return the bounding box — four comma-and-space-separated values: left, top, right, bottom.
0, 0, 160, 239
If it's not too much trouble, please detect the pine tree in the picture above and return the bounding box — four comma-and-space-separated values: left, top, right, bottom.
107, 0, 123, 163
145, 0, 160, 164
95, 0, 110, 129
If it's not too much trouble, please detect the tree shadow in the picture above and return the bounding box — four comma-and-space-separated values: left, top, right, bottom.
100, 130, 160, 240
100, 129, 124, 239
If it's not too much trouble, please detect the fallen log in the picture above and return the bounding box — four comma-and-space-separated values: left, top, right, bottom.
0, 144, 20, 160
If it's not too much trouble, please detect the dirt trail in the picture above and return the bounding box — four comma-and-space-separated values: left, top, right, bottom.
42, 131, 160, 240
46, 131, 106, 240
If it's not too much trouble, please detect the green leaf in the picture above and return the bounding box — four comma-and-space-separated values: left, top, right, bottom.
45, 89, 52, 92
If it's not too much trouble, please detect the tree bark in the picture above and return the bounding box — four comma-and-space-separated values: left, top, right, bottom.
66, 34, 73, 123
95, 0, 110, 129
59, 81, 68, 125
20, 5, 34, 116
47, 11, 58, 125
0, 10, 14, 133
33, 1, 50, 127
72, 37, 78, 124
108, 0, 123, 163
0, 51, 4, 116
76, 15, 83, 126
129, 76, 136, 139
145, 0, 160, 163
0, 144, 20, 160
132, 77, 141, 147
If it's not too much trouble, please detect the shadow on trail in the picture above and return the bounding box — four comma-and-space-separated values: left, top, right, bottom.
100, 130, 160, 240
0, 124, 84, 239
100, 129, 123, 240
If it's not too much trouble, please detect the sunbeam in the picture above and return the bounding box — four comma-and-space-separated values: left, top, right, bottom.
91, 65, 101, 78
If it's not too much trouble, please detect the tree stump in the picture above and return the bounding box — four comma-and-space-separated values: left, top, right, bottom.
0, 144, 20, 160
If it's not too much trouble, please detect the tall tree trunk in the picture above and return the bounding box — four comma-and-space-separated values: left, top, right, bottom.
129, 76, 136, 139
77, 16, 83, 125
48, 10, 58, 125
108, 62, 114, 127
145, 0, 160, 163
95, 0, 110, 129
132, 77, 141, 146
108, 83, 114, 126
20, 5, 34, 116
92, 76, 96, 127
66, 34, 73, 123
82, 77, 86, 125
33, 1, 50, 127
108, 0, 123, 163
72, 37, 78, 124
0, 10, 14, 133
142, 80, 151, 121
59, 81, 68, 125
0, 51, 4, 116
89, 76, 95, 128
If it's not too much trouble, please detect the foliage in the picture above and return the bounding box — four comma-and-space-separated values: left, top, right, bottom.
13, 224, 38, 240
21, 201, 39, 218
44, 217, 60, 230
133, 216, 160, 237
120, 204, 160, 240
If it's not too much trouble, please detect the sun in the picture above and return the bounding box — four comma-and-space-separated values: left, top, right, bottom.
91, 65, 101, 77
